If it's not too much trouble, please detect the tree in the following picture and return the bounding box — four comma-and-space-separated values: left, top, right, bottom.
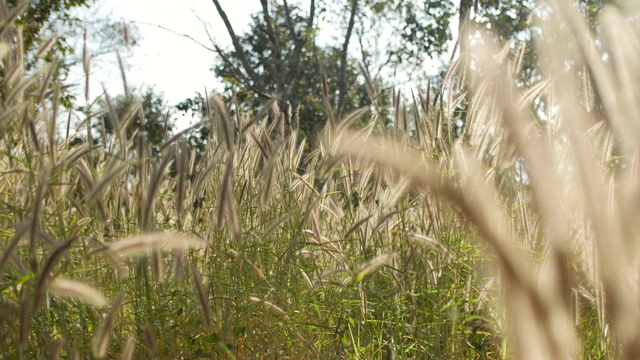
206, 0, 371, 138
0, 0, 139, 107
97, 86, 174, 157
201, 1, 501, 137
201, 0, 620, 149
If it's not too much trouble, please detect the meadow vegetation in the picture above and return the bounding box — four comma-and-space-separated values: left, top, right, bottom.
1, 0, 640, 358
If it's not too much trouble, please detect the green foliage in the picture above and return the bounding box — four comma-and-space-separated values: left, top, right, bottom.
8, 0, 90, 59
175, 93, 210, 158
0, 1, 89, 105
213, 3, 372, 141
98, 86, 174, 157
0, 1, 139, 107
363, 0, 456, 64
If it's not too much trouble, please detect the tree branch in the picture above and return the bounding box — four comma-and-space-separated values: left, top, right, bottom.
284, 0, 315, 102
337, 0, 358, 118
189, 15, 270, 99
259, 0, 284, 89
211, 0, 266, 93
132, 20, 216, 53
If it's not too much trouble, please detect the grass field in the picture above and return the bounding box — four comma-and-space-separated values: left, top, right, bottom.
1, 0, 640, 358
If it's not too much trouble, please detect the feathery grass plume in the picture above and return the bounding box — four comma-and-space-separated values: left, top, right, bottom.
27, 117, 41, 152
190, 264, 211, 327
73, 158, 110, 221
468, 33, 581, 358
120, 337, 135, 360
249, 296, 290, 321
266, 100, 281, 136
212, 93, 234, 152
151, 249, 163, 283
542, 2, 640, 357
217, 152, 240, 239
87, 160, 132, 204
0, 1, 28, 39
299, 269, 314, 291
36, 60, 57, 104
230, 249, 267, 282
116, 49, 129, 98
33, 239, 74, 312
0, 42, 8, 60
407, 233, 453, 261
93, 293, 123, 358
141, 153, 173, 231
46, 338, 65, 360
327, 129, 567, 358
5, 60, 24, 93
98, 232, 205, 257
351, 253, 396, 284
49, 278, 108, 307
35, 33, 57, 60
140, 323, 157, 354
277, 102, 286, 138
28, 161, 51, 271
45, 84, 60, 164
249, 129, 270, 160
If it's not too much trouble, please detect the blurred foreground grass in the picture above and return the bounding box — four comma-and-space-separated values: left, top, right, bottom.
2, 0, 640, 359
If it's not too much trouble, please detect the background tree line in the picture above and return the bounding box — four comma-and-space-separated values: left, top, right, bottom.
6, 0, 616, 164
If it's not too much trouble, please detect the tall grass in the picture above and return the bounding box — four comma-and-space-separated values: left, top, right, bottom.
0, 0, 638, 358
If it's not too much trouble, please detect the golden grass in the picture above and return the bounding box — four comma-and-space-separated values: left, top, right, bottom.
325, 0, 640, 357
1, 0, 639, 358
49, 278, 108, 308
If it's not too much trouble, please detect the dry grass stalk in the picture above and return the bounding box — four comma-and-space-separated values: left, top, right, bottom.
190, 265, 211, 327
33, 239, 74, 312
230, 250, 266, 281
212, 93, 234, 152
87, 160, 132, 204
173, 246, 186, 281
351, 253, 396, 283
327, 66, 574, 360
120, 337, 136, 360
151, 249, 163, 283
140, 323, 157, 354
173, 143, 188, 220
28, 161, 51, 269
46, 338, 65, 360
141, 154, 173, 231
249, 296, 290, 321
0, 222, 28, 277
217, 152, 240, 239
93, 293, 123, 358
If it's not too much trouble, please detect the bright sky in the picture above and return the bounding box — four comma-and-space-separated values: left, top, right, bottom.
91, 0, 261, 107
79, 1, 449, 130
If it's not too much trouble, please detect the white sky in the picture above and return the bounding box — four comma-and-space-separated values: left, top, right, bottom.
89, 0, 261, 107
77, 0, 450, 130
